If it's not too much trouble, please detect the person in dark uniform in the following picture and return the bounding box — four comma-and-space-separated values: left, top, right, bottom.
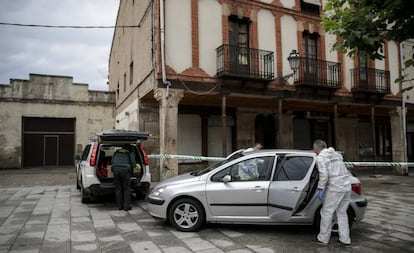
111, 145, 136, 211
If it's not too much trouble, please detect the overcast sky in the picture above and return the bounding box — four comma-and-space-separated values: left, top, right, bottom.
0, 0, 119, 91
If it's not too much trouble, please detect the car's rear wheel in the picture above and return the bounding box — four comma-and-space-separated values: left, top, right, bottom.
168, 198, 205, 232
314, 207, 355, 233
76, 173, 81, 190
80, 181, 90, 204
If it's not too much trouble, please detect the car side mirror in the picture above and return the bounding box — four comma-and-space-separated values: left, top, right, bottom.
222, 175, 232, 183
74, 155, 81, 160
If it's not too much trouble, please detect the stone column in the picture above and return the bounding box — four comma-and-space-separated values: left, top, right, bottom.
154, 88, 184, 179
390, 107, 406, 175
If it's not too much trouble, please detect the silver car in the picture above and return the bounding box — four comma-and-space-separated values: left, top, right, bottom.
147, 150, 367, 232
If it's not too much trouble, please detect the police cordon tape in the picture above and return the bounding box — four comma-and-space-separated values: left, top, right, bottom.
147, 154, 225, 162
147, 154, 414, 167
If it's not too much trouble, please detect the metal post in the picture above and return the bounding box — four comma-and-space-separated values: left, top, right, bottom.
371, 106, 377, 174
222, 94, 227, 157
333, 103, 338, 147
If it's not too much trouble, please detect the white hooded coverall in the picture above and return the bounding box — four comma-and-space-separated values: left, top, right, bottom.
317, 147, 352, 244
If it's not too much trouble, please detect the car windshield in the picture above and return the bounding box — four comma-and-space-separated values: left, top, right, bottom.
191, 152, 244, 176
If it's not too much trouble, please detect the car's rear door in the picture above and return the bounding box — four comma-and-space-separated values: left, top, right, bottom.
205, 155, 275, 220
268, 154, 315, 221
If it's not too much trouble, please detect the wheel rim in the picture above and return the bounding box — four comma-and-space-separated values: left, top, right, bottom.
173, 203, 199, 229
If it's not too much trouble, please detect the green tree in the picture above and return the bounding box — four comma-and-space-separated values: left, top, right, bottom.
322, 0, 414, 89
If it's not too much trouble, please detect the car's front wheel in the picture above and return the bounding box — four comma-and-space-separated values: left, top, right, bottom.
168, 198, 205, 232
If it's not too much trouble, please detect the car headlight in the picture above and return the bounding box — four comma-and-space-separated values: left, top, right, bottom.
151, 186, 167, 197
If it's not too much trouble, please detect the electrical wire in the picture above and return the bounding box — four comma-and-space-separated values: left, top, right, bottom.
0, 22, 139, 29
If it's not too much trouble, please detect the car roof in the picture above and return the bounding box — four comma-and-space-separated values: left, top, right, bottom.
244, 149, 316, 156
95, 129, 149, 143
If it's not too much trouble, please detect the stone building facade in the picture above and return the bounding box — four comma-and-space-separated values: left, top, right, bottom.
109, 0, 412, 180
0, 74, 115, 169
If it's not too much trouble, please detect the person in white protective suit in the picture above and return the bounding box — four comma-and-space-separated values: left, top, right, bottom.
312, 140, 352, 247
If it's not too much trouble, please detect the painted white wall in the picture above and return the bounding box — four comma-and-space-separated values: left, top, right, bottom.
375, 58, 385, 71
260, 0, 273, 3
280, 0, 296, 9
165, 0, 192, 73
324, 33, 340, 85
280, 14, 298, 84
258, 9, 277, 76
388, 41, 400, 95
198, 0, 222, 76
325, 33, 338, 63
344, 55, 354, 90
116, 98, 139, 130
401, 40, 414, 104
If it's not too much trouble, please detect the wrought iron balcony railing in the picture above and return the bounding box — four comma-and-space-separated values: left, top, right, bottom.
293, 57, 341, 89
216, 44, 274, 81
350, 67, 390, 94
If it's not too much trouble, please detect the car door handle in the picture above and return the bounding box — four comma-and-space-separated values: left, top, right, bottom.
290, 187, 301, 192
252, 186, 265, 191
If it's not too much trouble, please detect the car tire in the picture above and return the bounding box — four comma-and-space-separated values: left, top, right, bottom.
80, 181, 90, 204
76, 173, 81, 190
313, 207, 355, 233
168, 198, 205, 232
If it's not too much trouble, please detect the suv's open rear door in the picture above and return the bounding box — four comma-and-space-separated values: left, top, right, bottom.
97, 130, 149, 144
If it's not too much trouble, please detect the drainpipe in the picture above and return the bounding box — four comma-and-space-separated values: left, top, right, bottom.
160, 0, 170, 98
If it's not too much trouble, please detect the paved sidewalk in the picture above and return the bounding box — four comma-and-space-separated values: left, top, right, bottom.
0, 167, 75, 187
0, 173, 413, 252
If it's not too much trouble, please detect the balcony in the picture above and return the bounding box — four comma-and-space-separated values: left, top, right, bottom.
350, 68, 390, 98
216, 44, 274, 82
293, 58, 341, 92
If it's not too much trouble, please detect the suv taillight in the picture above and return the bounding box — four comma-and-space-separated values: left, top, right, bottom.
352, 183, 361, 195
139, 143, 149, 165
90, 142, 98, 166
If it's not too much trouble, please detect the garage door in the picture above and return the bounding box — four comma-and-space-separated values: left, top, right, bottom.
23, 117, 75, 167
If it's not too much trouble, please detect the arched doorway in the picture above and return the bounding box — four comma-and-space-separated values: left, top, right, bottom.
255, 114, 276, 148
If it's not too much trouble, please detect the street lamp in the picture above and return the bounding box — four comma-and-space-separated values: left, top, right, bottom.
280, 50, 301, 85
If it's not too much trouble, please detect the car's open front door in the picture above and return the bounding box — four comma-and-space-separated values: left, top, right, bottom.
267, 154, 315, 221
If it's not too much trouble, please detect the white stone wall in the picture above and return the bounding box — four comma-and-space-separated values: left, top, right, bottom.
401, 40, 414, 104
280, 0, 296, 9
280, 14, 298, 84
116, 98, 139, 131
165, 0, 192, 73
198, 0, 222, 76
0, 74, 115, 168
258, 9, 277, 75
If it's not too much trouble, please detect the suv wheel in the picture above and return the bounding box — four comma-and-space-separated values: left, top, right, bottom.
80, 181, 90, 204
76, 173, 81, 190
168, 198, 205, 232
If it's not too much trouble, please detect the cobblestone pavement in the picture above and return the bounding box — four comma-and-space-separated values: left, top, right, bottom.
0, 174, 413, 253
